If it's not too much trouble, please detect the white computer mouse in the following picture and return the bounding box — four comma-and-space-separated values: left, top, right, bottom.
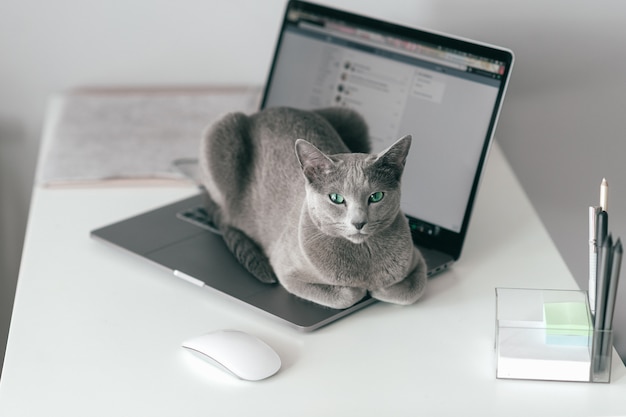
182, 330, 281, 381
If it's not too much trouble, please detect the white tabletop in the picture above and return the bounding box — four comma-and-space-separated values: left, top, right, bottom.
1, 142, 625, 416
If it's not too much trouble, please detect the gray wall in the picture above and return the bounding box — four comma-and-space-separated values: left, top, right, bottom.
2, 0, 625, 374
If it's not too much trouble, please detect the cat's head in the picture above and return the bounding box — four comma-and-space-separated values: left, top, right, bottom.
295, 135, 411, 244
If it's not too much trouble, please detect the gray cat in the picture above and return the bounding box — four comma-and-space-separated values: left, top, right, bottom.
199, 106, 427, 309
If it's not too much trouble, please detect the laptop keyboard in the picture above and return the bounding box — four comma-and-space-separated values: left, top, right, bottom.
176, 206, 221, 234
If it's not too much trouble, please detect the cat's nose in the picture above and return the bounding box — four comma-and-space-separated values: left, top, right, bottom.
353, 222, 366, 230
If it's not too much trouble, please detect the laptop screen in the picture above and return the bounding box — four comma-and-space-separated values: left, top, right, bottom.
262, 0, 513, 259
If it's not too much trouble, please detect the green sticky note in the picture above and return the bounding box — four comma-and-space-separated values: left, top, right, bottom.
543, 302, 592, 346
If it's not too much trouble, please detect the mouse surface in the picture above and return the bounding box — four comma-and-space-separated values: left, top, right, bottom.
182, 330, 281, 381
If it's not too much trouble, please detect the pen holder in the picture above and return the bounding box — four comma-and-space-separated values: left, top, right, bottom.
495, 288, 612, 383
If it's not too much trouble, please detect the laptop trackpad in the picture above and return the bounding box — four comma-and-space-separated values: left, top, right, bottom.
146, 232, 272, 299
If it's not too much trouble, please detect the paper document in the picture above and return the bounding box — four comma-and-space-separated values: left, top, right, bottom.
38, 86, 261, 187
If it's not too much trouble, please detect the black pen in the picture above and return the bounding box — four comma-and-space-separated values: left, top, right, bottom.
596, 238, 622, 375
595, 210, 608, 317
603, 239, 623, 332
595, 234, 612, 327
593, 234, 612, 373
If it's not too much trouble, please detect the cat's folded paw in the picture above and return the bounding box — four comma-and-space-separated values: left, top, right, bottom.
370, 261, 427, 305
322, 286, 368, 309
283, 279, 367, 309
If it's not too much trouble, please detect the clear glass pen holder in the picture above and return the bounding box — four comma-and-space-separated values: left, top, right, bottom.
495, 288, 612, 383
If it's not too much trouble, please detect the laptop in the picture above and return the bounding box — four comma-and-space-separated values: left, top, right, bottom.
91, 0, 514, 331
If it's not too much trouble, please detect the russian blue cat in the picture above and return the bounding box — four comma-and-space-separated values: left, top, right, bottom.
200, 107, 426, 309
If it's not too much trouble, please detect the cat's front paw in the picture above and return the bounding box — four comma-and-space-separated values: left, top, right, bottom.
321, 285, 368, 309
283, 279, 367, 309
370, 261, 427, 305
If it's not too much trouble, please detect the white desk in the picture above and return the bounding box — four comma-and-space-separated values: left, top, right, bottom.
1, 142, 625, 416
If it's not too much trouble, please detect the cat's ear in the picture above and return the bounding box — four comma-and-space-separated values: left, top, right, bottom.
375, 135, 412, 179
295, 139, 334, 183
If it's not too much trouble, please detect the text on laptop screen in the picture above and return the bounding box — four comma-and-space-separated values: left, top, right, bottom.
262, 6, 508, 235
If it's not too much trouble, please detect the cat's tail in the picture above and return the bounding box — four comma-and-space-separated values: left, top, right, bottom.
201, 190, 278, 285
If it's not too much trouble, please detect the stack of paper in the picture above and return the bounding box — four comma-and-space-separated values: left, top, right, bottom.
495, 288, 593, 382
38, 86, 261, 187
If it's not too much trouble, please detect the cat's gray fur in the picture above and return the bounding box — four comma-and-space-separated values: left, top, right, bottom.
199, 107, 427, 309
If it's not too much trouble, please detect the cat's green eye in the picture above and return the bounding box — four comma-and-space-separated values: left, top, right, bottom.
329, 193, 345, 204
369, 191, 384, 203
